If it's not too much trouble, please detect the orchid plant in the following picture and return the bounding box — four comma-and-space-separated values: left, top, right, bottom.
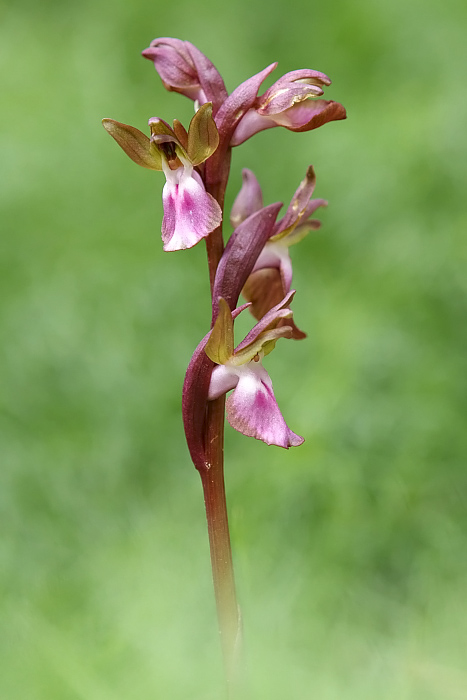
103, 37, 345, 694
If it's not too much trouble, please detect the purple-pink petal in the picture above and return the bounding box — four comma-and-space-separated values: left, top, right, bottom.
226, 363, 304, 448
142, 37, 226, 112
302, 198, 328, 219
186, 42, 228, 114
142, 38, 198, 88
235, 290, 296, 353
273, 165, 316, 235
257, 84, 325, 116
230, 110, 277, 146
265, 69, 332, 91
232, 100, 346, 145
272, 99, 347, 131
215, 63, 277, 142
230, 168, 264, 227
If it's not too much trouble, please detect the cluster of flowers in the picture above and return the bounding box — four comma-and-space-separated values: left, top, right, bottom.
103, 38, 346, 468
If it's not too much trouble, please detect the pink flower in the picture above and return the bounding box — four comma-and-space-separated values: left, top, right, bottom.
231, 166, 326, 337
205, 295, 304, 449
102, 103, 222, 251
231, 69, 346, 146
159, 150, 221, 252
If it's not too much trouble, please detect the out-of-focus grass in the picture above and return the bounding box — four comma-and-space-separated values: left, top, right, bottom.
1, 0, 466, 697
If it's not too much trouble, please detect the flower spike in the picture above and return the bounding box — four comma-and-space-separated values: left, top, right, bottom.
104, 38, 346, 684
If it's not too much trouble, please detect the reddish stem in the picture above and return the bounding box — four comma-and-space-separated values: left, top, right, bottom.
200, 396, 240, 687
200, 143, 240, 689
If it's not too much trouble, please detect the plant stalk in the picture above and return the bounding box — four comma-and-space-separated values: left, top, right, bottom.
200, 144, 240, 690
200, 396, 240, 688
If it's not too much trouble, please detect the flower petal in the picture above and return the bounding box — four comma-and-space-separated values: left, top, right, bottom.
226, 363, 304, 448
263, 69, 332, 93
162, 170, 222, 251
142, 37, 227, 110
230, 325, 293, 365
273, 166, 316, 236
230, 168, 264, 227
187, 103, 219, 166
208, 364, 239, 401
235, 290, 296, 353
257, 84, 324, 116
256, 69, 332, 116
272, 99, 347, 131
216, 63, 277, 142
142, 38, 199, 93
185, 42, 228, 114
230, 109, 277, 146
231, 99, 346, 145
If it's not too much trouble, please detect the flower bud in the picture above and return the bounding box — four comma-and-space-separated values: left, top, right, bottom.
142, 37, 206, 103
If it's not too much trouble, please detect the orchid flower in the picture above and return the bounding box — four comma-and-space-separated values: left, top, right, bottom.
231, 69, 346, 146
102, 103, 222, 251
205, 295, 304, 448
231, 166, 326, 338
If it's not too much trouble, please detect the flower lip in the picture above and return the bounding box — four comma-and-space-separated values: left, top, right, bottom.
225, 362, 304, 448
161, 169, 222, 252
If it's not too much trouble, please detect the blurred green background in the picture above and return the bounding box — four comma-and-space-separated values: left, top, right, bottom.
1, 0, 466, 697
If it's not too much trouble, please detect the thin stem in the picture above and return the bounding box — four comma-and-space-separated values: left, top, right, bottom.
200, 396, 240, 688
200, 142, 240, 691
205, 225, 225, 294
204, 145, 232, 294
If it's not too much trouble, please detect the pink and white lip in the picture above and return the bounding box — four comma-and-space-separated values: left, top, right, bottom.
209, 359, 303, 449
161, 158, 222, 252
205, 292, 304, 449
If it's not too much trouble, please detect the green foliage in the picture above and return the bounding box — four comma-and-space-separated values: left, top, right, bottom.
1, 0, 466, 696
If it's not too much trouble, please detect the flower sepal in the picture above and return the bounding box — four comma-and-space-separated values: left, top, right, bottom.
101, 119, 163, 170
